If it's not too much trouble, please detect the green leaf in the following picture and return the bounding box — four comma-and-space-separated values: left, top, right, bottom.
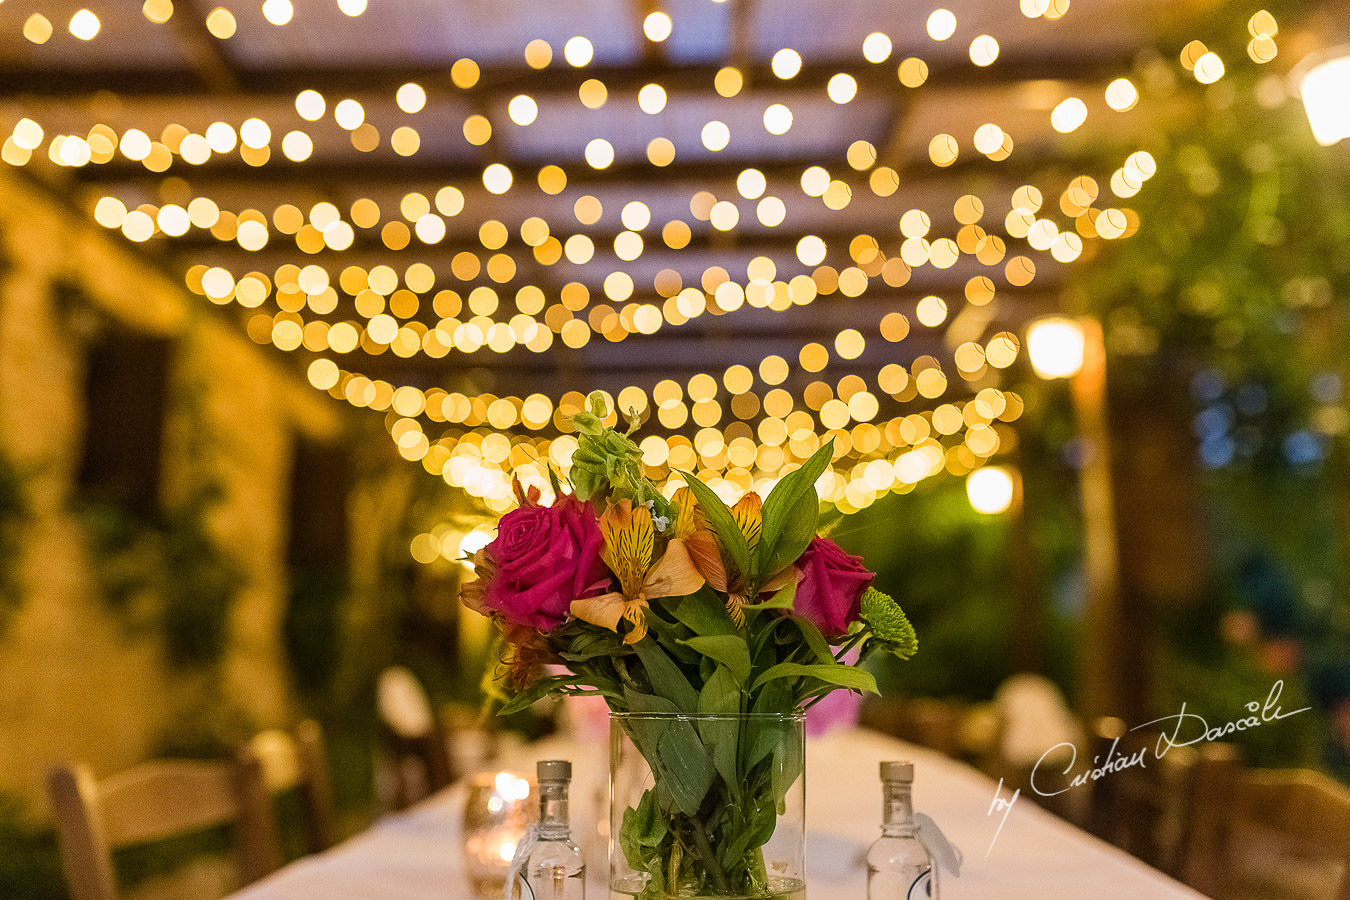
666, 590, 737, 636
770, 729, 805, 813
677, 471, 753, 581
622, 686, 678, 715
558, 626, 627, 661
619, 689, 679, 789
496, 674, 568, 715
569, 465, 601, 502
681, 634, 752, 686
743, 678, 795, 772
641, 608, 704, 666
756, 439, 833, 575
758, 484, 820, 578
785, 613, 836, 664
620, 787, 667, 847
742, 578, 795, 611
750, 678, 792, 717
633, 639, 699, 712
750, 661, 878, 694
696, 665, 743, 717
618, 788, 669, 884
717, 789, 777, 870
622, 688, 717, 817
696, 667, 743, 797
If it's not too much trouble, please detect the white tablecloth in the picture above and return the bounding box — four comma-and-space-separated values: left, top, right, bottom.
228, 727, 1209, 899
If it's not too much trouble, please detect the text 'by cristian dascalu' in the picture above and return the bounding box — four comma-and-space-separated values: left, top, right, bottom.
983, 679, 1310, 859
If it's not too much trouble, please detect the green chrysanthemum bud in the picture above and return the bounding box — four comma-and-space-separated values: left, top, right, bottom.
860, 587, 918, 659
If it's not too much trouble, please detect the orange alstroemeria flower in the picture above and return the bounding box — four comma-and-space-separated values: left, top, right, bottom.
671, 487, 792, 625
459, 546, 494, 616
570, 500, 705, 644
730, 491, 763, 555
670, 486, 726, 584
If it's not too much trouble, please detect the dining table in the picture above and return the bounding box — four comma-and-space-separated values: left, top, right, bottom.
226, 725, 1210, 899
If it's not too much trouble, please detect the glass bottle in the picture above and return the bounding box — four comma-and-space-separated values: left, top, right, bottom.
866, 761, 936, 899
515, 759, 585, 900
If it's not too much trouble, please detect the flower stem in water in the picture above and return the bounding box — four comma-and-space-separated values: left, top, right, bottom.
686, 816, 731, 895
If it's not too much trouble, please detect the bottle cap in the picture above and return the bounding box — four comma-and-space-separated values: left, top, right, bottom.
537, 759, 572, 781
880, 760, 914, 782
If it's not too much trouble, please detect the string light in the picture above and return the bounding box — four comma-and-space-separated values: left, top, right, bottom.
69, 10, 102, 40
9, 6, 1170, 513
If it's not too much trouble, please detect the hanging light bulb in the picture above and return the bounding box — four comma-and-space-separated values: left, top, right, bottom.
1294, 46, 1350, 146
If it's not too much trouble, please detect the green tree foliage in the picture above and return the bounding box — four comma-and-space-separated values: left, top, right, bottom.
1071, 2, 1350, 408
1067, 0, 1349, 769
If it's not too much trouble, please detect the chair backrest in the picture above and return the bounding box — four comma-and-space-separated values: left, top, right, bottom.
1177, 759, 1350, 900
377, 666, 436, 740
1085, 715, 1175, 861
1232, 767, 1350, 900
376, 666, 454, 809
982, 676, 1085, 825
1163, 741, 1243, 890
994, 673, 1083, 768
46, 755, 278, 900
236, 719, 338, 859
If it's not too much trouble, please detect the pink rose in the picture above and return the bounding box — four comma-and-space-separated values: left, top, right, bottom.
480, 496, 611, 630
792, 536, 874, 636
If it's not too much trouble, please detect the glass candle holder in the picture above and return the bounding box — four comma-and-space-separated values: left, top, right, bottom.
462, 770, 536, 899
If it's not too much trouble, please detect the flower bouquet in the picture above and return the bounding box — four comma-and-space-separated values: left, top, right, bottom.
460, 395, 917, 899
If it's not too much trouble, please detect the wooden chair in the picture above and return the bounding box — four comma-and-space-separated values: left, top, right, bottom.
46, 754, 278, 900
236, 719, 338, 860
376, 665, 455, 809
1161, 741, 1243, 889
1085, 715, 1173, 862
1177, 761, 1350, 900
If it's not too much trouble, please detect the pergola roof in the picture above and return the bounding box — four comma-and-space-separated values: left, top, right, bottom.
2, 0, 1331, 500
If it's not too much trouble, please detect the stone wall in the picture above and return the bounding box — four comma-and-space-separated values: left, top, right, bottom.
0, 169, 343, 814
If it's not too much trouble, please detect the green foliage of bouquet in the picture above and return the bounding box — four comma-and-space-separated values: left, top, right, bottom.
460, 395, 916, 898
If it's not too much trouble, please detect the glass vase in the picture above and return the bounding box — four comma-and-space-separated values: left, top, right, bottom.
609, 712, 805, 900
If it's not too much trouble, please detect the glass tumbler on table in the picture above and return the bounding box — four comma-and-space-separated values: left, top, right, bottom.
462, 770, 536, 899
